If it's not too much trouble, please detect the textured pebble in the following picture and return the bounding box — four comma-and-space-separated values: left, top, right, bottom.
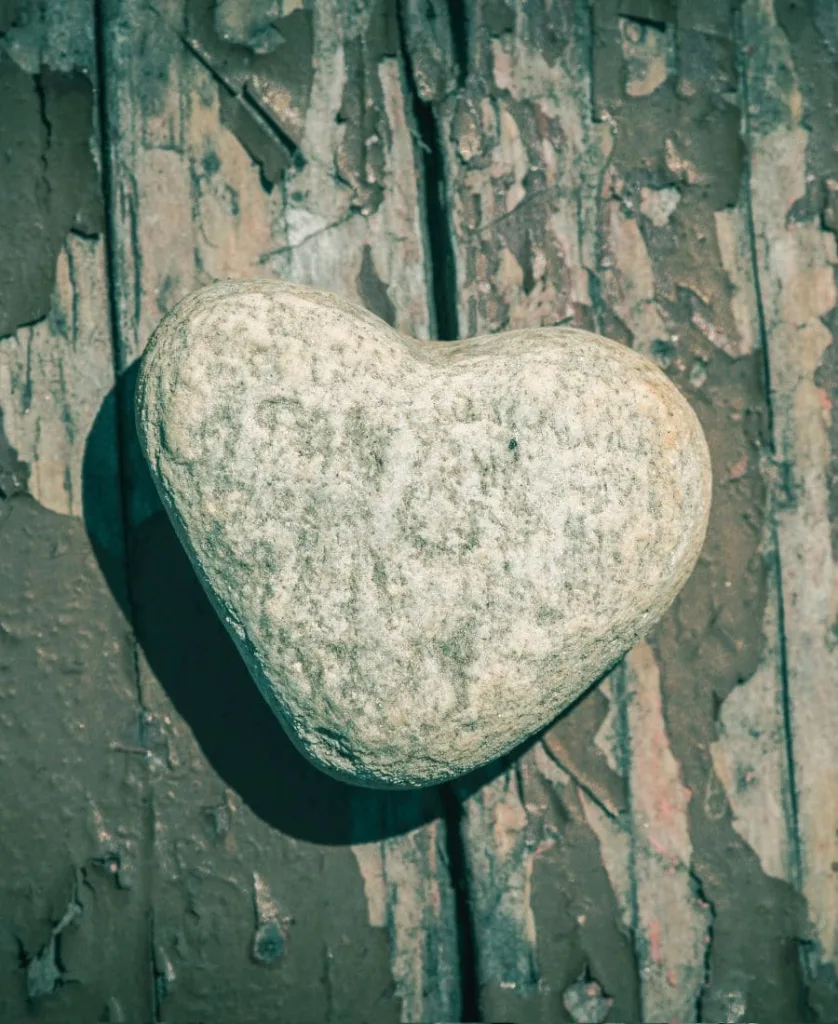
135, 279, 712, 788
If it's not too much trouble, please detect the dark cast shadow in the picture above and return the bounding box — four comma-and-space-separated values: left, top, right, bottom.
82, 360, 517, 845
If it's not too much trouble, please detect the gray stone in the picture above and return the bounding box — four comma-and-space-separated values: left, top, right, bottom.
135, 279, 712, 789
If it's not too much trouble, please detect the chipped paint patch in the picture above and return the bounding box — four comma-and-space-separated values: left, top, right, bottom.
578, 788, 633, 933
601, 197, 669, 357
665, 137, 704, 186
639, 185, 681, 228
350, 841, 388, 929
0, 235, 114, 518
378, 821, 460, 1022
593, 673, 623, 778
0, 59, 103, 337
251, 872, 287, 964
712, 201, 760, 358
458, 774, 541, 996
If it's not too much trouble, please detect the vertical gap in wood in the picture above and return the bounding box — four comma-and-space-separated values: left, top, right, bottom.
396, 1, 482, 1013
734, 4, 803, 896
396, 0, 460, 341
447, 0, 470, 88
92, 0, 158, 1017
441, 784, 481, 1022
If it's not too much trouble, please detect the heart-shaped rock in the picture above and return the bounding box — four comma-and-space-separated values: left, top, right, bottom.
136, 279, 711, 789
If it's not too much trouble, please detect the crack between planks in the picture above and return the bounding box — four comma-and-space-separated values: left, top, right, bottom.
396, 0, 460, 341
93, 1, 158, 1018
734, 4, 803, 899
441, 784, 481, 1023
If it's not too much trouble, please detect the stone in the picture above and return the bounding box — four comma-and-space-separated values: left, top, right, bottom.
135, 279, 712, 789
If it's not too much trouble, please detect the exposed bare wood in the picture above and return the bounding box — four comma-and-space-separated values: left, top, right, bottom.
433, 0, 815, 1019
621, 644, 711, 1021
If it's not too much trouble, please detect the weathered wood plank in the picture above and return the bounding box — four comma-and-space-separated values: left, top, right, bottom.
590, 3, 811, 1020
0, 2, 153, 1019
741, 0, 838, 1013
97, 0, 459, 1019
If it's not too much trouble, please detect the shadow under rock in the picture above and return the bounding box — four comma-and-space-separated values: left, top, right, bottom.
82, 359, 517, 845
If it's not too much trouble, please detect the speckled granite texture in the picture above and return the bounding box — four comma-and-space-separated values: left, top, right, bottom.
136, 279, 712, 788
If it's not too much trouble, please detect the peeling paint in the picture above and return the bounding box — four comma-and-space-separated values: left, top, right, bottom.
577, 788, 633, 934
713, 202, 760, 357
540, 686, 627, 820
350, 842, 388, 929
251, 872, 287, 964
601, 196, 669, 357
183, 0, 314, 185
639, 184, 680, 227
377, 821, 460, 1023
0, 57, 103, 338
665, 136, 705, 186
0, 234, 113, 517
457, 772, 541, 998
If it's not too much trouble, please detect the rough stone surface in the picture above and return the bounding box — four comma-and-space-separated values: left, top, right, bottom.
135, 279, 712, 788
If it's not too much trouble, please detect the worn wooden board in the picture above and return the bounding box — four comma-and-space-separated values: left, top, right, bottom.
96, 0, 459, 1020
740, 0, 838, 1012
0, 3, 153, 1020
1, 0, 837, 1020
588, 3, 810, 1021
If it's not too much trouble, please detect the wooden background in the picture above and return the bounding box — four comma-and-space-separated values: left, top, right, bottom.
1, 0, 837, 1021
